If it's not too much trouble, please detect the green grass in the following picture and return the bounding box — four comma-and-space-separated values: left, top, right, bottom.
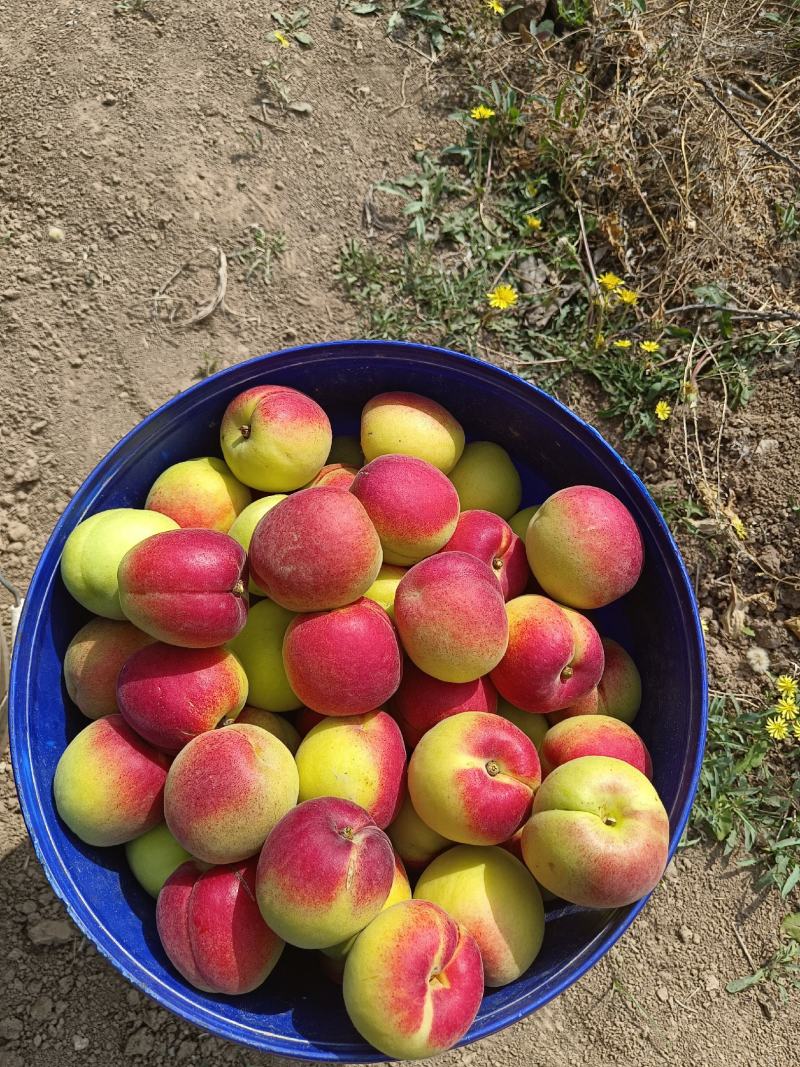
688, 695, 800, 899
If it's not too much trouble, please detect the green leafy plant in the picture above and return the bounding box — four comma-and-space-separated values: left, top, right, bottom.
271, 8, 313, 47
229, 226, 286, 286
727, 915, 800, 1001
388, 1, 454, 54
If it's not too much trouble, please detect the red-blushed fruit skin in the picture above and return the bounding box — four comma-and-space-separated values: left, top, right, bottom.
342, 899, 484, 1059
549, 638, 642, 725
117, 529, 248, 647
282, 598, 402, 716
295, 708, 325, 737
438, 510, 528, 601
391, 659, 498, 749
540, 715, 652, 778
526, 485, 644, 609
164, 724, 298, 864
308, 463, 359, 489
117, 644, 248, 753
350, 455, 460, 566
394, 553, 509, 683
64, 618, 154, 719
249, 487, 383, 612
408, 711, 541, 845
255, 798, 395, 949
53, 714, 170, 847
491, 595, 604, 713
156, 859, 283, 994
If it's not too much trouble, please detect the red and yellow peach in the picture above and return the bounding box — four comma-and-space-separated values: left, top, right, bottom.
448, 441, 522, 519
521, 755, 669, 908
551, 637, 642, 724
145, 457, 251, 533
117, 643, 248, 754
53, 714, 170, 846
496, 697, 549, 752
342, 899, 483, 1060
391, 660, 498, 749
394, 553, 509, 683
157, 858, 283, 994
64, 618, 153, 720
227, 494, 287, 595
295, 711, 406, 827
249, 487, 383, 612
361, 392, 465, 473
164, 723, 298, 864
256, 797, 395, 949
408, 711, 541, 845
308, 463, 359, 489
540, 715, 652, 778
282, 598, 401, 716
220, 384, 332, 491
235, 706, 302, 754
118, 529, 248, 647
526, 485, 644, 608
227, 597, 301, 712
439, 510, 528, 600
414, 844, 544, 987
491, 595, 604, 713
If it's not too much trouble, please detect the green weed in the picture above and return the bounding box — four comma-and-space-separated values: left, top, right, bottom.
727, 916, 800, 1001
388, 1, 455, 55
271, 7, 313, 47
230, 226, 286, 286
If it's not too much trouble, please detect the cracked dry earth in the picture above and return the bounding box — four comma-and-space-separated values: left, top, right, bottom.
1, 3, 798, 1067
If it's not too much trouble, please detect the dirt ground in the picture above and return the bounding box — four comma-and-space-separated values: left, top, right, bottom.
1, 3, 798, 1066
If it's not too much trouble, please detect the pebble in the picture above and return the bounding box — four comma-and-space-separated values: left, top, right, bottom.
6, 521, 30, 542
47, 226, 65, 242
124, 1027, 155, 1057
0, 1052, 25, 1067
29, 995, 53, 1022
678, 925, 692, 944
656, 986, 669, 1002
754, 437, 779, 457
704, 973, 720, 991
27, 918, 73, 946
0, 1017, 23, 1041
73, 1034, 90, 1051
176, 1041, 197, 1061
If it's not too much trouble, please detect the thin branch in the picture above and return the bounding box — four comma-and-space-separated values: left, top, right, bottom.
574, 201, 599, 293
693, 76, 800, 179
664, 303, 800, 323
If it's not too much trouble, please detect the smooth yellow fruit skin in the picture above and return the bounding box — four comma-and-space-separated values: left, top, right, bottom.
145, 457, 252, 532
387, 794, 451, 869
328, 435, 365, 467
227, 494, 287, 594
361, 393, 465, 473
125, 824, 193, 897
61, 509, 179, 618
227, 599, 301, 712
363, 564, 407, 621
509, 505, 540, 540
448, 442, 522, 519
236, 706, 301, 754
414, 844, 544, 987
497, 698, 549, 752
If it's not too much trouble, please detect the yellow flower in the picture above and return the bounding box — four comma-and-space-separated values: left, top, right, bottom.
525, 180, 539, 197
470, 105, 495, 121
641, 340, 660, 354
766, 716, 789, 740
655, 399, 672, 421
525, 215, 542, 231
273, 30, 291, 47
618, 287, 638, 305
599, 272, 623, 291
612, 339, 632, 349
776, 675, 798, 699
485, 0, 505, 12
776, 696, 798, 720
730, 514, 747, 540
794, 720, 800, 740
593, 333, 606, 349
487, 283, 518, 310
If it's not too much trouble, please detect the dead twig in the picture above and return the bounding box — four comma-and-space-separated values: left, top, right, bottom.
574, 201, 599, 293
664, 303, 800, 323
169, 246, 228, 329
693, 75, 800, 179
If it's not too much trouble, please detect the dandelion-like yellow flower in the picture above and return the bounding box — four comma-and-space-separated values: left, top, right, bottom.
599, 272, 623, 291
655, 399, 672, 421
470, 105, 495, 121
525, 215, 542, 230
485, 0, 505, 13
776, 675, 799, 699
273, 29, 291, 47
487, 283, 518, 310
618, 287, 638, 305
793, 720, 800, 740
612, 338, 632, 349
641, 340, 660, 354
593, 333, 606, 349
766, 716, 789, 740
776, 696, 798, 720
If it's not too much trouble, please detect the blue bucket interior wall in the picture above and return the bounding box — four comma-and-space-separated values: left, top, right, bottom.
10, 341, 707, 1061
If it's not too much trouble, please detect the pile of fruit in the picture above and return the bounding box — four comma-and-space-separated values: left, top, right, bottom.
52, 386, 669, 1060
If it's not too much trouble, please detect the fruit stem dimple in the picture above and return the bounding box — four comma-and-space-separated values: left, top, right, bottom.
239, 424, 251, 440
232, 579, 245, 597
218, 717, 237, 728
341, 826, 354, 841
485, 759, 500, 777
603, 816, 616, 827
491, 557, 503, 571
560, 665, 574, 682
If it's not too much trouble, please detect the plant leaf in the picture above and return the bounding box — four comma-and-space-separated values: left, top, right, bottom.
726, 970, 766, 993
781, 865, 800, 899
293, 30, 313, 46
781, 913, 800, 942
351, 2, 379, 12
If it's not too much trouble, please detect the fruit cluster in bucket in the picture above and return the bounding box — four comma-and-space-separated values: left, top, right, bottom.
53, 386, 669, 1060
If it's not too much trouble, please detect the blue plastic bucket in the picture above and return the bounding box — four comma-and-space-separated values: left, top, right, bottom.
10, 341, 707, 1060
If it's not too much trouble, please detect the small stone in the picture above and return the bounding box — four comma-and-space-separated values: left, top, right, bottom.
7, 521, 31, 542
678, 926, 692, 944
48, 226, 65, 242
124, 1028, 155, 1057
73, 1035, 90, 1051
0, 1018, 23, 1041
0, 1052, 25, 1067
29, 996, 53, 1022
754, 438, 779, 457
663, 860, 679, 882
18, 899, 37, 915
176, 1041, 197, 1061
101, 94, 117, 106
28, 919, 73, 946
704, 973, 720, 991
656, 986, 669, 1002
126, 990, 141, 1007
745, 646, 770, 674
753, 621, 784, 650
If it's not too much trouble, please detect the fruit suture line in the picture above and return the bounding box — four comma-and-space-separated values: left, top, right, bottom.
53, 386, 666, 1060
